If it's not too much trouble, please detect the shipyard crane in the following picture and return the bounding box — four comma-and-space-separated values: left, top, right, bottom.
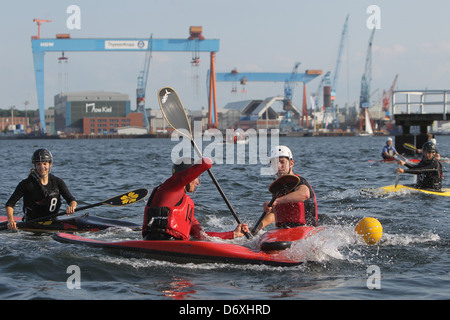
331, 14, 349, 104
31, 26, 219, 134
360, 27, 375, 109
311, 15, 349, 130
136, 35, 153, 133
321, 15, 349, 129
32, 19, 51, 39
359, 27, 376, 132
280, 62, 301, 132
311, 71, 329, 112
382, 74, 398, 119
284, 62, 301, 108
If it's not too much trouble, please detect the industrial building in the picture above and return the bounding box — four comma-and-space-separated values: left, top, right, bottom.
54, 91, 144, 134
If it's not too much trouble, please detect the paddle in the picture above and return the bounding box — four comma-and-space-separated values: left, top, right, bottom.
251, 174, 301, 235
158, 87, 251, 239
403, 143, 417, 152
404, 142, 447, 160
1, 188, 148, 231
393, 154, 412, 188
394, 171, 400, 188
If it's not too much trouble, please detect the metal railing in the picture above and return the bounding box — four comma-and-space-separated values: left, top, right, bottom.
392, 90, 449, 120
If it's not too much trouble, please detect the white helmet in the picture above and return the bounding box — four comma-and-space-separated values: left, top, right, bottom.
269, 145, 293, 160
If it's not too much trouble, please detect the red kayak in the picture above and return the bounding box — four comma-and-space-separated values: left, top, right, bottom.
53, 226, 323, 267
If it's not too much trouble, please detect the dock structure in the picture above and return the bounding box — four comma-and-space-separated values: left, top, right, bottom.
392, 89, 450, 153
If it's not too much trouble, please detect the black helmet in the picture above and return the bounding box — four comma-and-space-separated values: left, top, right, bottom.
172, 158, 195, 175
32, 149, 53, 163
422, 141, 437, 154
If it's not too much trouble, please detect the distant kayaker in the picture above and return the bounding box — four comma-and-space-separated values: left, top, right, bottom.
142, 157, 249, 241
397, 141, 443, 191
254, 146, 318, 234
5, 149, 77, 231
416, 134, 440, 160
381, 137, 399, 160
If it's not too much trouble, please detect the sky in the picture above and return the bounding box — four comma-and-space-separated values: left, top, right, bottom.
1, 0, 450, 114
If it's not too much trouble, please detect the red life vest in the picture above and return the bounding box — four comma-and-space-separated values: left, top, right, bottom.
143, 187, 194, 240
273, 174, 318, 227
274, 202, 307, 226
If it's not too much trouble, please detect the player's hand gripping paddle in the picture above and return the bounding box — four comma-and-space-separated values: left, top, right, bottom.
251, 174, 300, 235
158, 87, 251, 239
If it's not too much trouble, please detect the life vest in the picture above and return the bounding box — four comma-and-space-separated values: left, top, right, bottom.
143, 187, 194, 240
273, 175, 318, 227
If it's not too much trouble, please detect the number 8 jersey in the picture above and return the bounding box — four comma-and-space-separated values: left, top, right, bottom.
5, 172, 77, 221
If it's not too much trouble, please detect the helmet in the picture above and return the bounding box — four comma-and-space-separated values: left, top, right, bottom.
422, 141, 437, 154
32, 149, 53, 164
172, 158, 195, 175
268, 146, 293, 160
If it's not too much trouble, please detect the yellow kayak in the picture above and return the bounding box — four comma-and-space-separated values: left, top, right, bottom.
363, 185, 450, 197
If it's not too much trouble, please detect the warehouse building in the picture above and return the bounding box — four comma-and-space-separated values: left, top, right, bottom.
54, 91, 144, 134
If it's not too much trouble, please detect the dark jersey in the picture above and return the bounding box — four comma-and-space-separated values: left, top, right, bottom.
404, 158, 442, 191
5, 172, 76, 220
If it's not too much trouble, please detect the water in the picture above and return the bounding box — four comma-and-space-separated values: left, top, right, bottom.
0, 135, 449, 301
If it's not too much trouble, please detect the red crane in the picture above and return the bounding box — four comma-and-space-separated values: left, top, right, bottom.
32, 19, 52, 39
382, 74, 398, 119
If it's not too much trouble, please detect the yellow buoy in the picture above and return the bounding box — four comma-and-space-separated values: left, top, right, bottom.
355, 217, 383, 245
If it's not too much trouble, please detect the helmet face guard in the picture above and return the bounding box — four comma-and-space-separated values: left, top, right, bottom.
32, 149, 53, 164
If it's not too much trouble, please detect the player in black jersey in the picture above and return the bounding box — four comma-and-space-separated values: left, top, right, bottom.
5, 149, 77, 231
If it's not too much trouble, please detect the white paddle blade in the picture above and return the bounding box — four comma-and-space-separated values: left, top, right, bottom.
158, 87, 192, 136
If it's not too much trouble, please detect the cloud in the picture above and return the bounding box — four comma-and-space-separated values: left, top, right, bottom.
373, 43, 407, 58
420, 40, 450, 54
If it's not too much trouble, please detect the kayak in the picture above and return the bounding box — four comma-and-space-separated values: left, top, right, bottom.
52, 226, 323, 267
362, 184, 450, 197
0, 214, 141, 232
258, 226, 324, 251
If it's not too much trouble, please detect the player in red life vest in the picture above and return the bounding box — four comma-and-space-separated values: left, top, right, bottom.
257, 146, 318, 232
142, 157, 249, 240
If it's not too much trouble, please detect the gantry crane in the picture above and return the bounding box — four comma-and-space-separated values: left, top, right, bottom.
214, 67, 321, 132
136, 35, 153, 133
31, 26, 219, 134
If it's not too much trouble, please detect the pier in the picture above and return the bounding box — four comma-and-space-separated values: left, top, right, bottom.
392, 89, 450, 154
